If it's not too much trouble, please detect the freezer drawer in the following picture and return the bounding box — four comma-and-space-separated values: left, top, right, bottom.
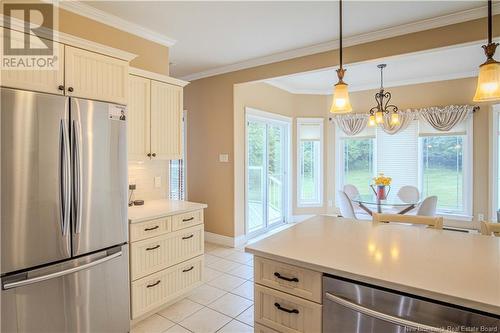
1, 245, 130, 333
323, 275, 500, 333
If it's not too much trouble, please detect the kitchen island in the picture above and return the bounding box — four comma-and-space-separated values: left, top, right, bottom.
246, 215, 500, 332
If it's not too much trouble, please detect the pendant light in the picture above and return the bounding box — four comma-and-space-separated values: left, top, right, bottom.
473, 0, 500, 102
330, 0, 352, 113
368, 64, 399, 126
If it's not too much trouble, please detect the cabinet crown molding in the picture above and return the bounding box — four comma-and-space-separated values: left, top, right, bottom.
1, 15, 137, 61
130, 67, 189, 87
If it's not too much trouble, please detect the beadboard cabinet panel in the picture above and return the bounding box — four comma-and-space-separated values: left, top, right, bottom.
150, 80, 183, 160
65, 46, 128, 104
1, 31, 64, 95
128, 75, 151, 160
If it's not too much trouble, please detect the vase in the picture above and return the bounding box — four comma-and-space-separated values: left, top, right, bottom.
371, 185, 390, 200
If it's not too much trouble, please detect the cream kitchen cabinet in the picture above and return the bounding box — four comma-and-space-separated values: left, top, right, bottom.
64, 46, 128, 104
1, 29, 129, 104
127, 68, 188, 161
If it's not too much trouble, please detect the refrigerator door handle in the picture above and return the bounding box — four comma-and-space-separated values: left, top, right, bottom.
59, 120, 71, 237
72, 120, 83, 234
2, 251, 123, 290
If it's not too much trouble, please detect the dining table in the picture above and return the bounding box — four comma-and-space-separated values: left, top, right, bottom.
350, 194, 421, 215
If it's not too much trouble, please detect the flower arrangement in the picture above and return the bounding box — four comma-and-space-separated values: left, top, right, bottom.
372, 173, 392, 186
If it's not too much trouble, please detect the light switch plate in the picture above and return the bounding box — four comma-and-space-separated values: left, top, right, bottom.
154, 176, 161, 188
219, 154, 229, 162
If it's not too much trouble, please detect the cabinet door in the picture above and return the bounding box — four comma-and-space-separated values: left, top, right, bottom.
150, 80, 183, 160
1, 29, 64, 94
128, 75, 151, 160
64, 46, 128, 104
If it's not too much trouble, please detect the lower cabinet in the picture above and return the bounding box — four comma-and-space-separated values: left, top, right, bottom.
253, 256, 323, 333
131, 255, 203, 318
129, 209, 205, 319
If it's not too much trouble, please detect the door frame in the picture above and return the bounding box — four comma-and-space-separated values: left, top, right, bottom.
244, 107, 292, 238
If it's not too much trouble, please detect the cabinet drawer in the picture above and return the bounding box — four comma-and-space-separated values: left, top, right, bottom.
131, 255, 203, 319
130, 217, 171, 242
255, 323, 280, 333
172, 210, 203, 231
131, 224, 204, 280
254, 257, 322, 303
254, 285, 322, 333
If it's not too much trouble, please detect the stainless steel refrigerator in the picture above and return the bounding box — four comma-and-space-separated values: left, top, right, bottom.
1, 87, 130, 333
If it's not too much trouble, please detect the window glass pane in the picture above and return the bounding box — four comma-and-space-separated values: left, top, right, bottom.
421, 136, 464, 213
343, 138, 373, 196
299, 140, 320, 203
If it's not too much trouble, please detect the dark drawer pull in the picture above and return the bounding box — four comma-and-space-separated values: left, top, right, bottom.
146, 280, 161, 288
274, 272, 299, 282
146, 245, 160, 251
182, 217, 195, 222
144, 225, 159, 231
182, 234, 194, 240
274, 302, 299, 314
182, 266, 194, 273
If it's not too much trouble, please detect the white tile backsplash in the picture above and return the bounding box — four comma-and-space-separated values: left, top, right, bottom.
128, 160, 169, 202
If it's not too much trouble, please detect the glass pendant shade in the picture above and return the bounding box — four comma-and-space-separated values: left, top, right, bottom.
330, 82, 352, 114
375, 111, 384, 124
473, 61, 500, 101
368, 115, 376, 127
390, 112, 400, 125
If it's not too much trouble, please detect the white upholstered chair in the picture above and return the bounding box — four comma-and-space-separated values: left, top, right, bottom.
338, 190, 357, 219
416, 196, 438, 216
343, 184, 360, 200
397, 185, 420, 203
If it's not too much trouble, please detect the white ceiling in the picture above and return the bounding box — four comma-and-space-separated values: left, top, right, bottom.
264, 42, 485, 94
80, 1, 490, 80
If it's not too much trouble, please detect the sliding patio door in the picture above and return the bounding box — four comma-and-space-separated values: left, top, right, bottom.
246, 111, 289, 237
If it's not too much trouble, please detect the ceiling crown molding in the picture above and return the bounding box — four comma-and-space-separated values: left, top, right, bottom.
180, 3, 500, 81
53, 0, 177, 47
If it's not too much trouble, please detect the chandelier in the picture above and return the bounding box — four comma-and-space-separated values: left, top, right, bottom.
368, 64, 399, 126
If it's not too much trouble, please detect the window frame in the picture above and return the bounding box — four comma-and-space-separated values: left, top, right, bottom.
297, 118, 324, 208
490, 105, 500, 221
417, 117, 473, 224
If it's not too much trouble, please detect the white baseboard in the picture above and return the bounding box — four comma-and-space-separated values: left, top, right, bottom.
204, 231, 249, 248
291, 214, 316, 223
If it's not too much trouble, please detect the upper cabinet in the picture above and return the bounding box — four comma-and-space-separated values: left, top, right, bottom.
65, 46, 128, 104
127, 69, 188, 161
1, 28, 131, 105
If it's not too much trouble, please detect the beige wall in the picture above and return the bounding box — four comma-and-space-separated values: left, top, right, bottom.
185, 15, 500, 238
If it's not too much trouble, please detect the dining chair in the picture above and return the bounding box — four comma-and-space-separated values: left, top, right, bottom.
480, 221, 500, 236
397, 185, 420, 203
338, 190, 357, 219
416, 196, 438, 216
343, 184, 360, 199
372, 213, 443, 229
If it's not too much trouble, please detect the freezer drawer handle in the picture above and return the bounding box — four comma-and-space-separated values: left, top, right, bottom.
182, 217, 195, 222
182, 234, 194, 240
274, 272, 299, 283
144, 226, 159, 231
325, 292, 453, 333
2, 251, 122, 290
274, 303, 299, 314
182, 266, 194, 273
146, 245, 160, 251
146, 280, 161, 288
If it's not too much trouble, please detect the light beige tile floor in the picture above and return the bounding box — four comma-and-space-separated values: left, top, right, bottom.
131, 242, 254, 333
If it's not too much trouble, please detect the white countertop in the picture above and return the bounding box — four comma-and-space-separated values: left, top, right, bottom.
245, 216, 500, 315
128, 199, 207, 223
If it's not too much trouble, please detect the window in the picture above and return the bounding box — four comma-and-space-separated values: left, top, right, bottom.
297, 118, 324, 207
342, 138, 374, 196
490, 106, 500, 221
169, 111, 187, 200
420, 136, 464, 214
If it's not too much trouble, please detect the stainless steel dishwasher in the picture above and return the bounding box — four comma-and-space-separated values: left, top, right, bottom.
323, 275, 500, 333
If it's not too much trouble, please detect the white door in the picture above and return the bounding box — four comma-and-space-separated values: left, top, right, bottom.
246, 111, 290, 237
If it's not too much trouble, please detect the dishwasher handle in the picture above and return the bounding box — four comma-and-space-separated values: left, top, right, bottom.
325, 292, 453, 333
